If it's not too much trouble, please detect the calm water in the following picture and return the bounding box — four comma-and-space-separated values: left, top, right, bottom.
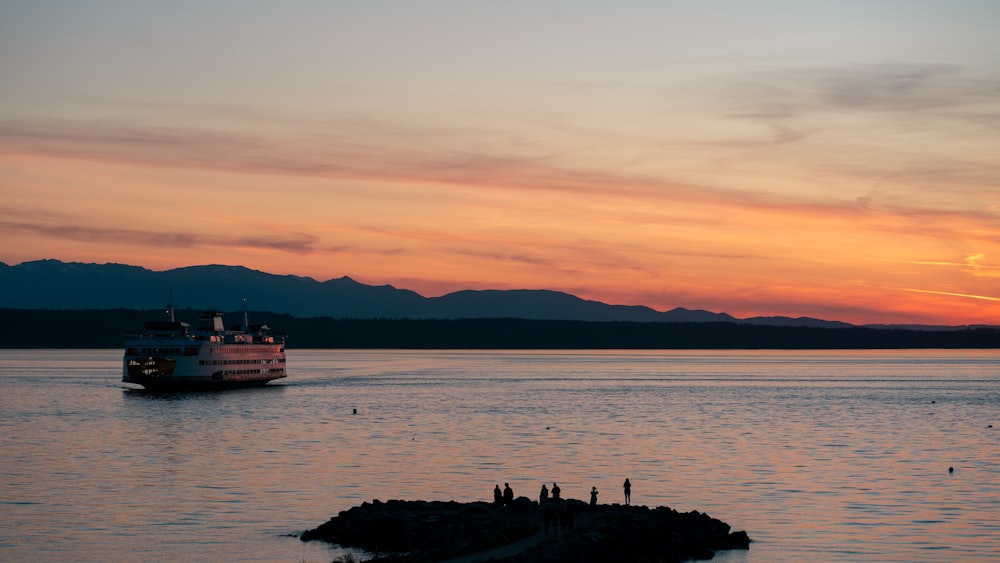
0, 349, 997, 562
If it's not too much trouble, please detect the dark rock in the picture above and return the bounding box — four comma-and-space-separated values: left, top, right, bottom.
302, 498, 750, 562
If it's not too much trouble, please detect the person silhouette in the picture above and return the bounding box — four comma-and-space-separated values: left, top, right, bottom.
493, 484, 503, 507
503, 483, 514, 506
551, 482, 561, 501
623, 478, 631, 505
590, 486, 599, 507
539, 483, 549, 505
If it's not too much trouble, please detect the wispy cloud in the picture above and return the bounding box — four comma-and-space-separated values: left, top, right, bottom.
710, 63, 1000, 193
721, 62, 1000, 118
900, 287, 1000, 302
810, 63, 997, 113
965, 253, 984, 269
964, 253, 1000, 279
3, 115, 996, 225
3, 113, 998, 294
0, 220, 317, 253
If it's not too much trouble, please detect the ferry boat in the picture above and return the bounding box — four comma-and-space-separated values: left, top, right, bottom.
123, 300, 287, 390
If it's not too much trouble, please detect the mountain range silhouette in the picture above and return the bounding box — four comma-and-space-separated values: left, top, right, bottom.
3, 260, 998, 348
0, 259, 862, 327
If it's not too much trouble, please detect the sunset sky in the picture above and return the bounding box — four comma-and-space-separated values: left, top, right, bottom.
2, 1, 998, 325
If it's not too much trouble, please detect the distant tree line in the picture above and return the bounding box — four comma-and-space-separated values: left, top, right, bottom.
1, 308, 998, 349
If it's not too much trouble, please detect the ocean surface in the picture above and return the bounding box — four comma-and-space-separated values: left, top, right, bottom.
0, 349, 997, 562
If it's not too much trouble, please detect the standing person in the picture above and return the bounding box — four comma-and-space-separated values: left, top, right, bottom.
539, 483, 549, 505
493, 484, 503, 507
503, 483, 514, 506
623, 478, 631, 505
551, 482, 561, 501
590, 486, 599, 507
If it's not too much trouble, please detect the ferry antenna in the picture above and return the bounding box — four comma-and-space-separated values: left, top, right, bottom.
166, 290, 175, 322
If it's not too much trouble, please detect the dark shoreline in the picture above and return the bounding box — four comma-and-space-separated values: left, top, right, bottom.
2, 308, 999, 349
301, 498, 750, 562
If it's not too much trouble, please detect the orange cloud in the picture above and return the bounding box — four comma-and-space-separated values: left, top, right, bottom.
2, 114, 998, 326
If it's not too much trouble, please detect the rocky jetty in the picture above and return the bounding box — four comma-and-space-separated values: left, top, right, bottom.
301, 498, 750, 562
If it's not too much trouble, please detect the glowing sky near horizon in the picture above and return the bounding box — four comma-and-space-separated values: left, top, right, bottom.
1, 1, 998, 325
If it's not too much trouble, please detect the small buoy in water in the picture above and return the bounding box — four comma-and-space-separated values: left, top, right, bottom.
352, 408, 357, 415
949, 467, 954, 473
988, 424, 993, 428
931, 400, 936, 404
